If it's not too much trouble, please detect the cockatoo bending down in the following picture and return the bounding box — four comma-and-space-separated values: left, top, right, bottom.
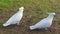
3, 7, 24, 27
30, 13, 56, 30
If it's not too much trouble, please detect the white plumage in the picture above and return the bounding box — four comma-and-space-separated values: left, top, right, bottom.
3, 7, 24, 27
30, 13, 56, 30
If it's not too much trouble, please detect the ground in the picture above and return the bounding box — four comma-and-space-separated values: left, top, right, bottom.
0, 0, 60, 34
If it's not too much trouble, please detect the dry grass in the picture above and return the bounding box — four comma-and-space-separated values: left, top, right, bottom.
0, 0, 60, 34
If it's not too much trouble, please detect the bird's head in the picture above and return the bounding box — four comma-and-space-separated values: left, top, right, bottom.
19, 6, 24, 11
48, 12, 56, 16
47, 12, 56, 18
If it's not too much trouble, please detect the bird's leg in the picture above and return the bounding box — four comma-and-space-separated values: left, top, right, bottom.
16, 21, 20, 25
45, 28, 48, 30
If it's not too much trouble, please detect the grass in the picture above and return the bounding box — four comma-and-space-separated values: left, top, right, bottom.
0, 0, 60, 34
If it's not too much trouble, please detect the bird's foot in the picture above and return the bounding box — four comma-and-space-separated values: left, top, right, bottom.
16, 23, 20, 26
45, 28, 48, 30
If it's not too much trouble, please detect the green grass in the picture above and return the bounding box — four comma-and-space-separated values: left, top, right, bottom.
0, 0, 60, 34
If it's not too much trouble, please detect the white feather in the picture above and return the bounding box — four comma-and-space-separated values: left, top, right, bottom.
30, 13, 56, 30
3, 7, 24, 27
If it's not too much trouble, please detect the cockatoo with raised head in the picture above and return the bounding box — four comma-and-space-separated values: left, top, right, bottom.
3, 7, 24, 27
30, 13, 56, 30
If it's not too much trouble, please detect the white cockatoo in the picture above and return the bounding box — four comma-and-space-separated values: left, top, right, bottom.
30, 13, 56, 30
3, 7, 24, 27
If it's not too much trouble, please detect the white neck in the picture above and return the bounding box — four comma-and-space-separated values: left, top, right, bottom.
19, 9, 23, 12
47, 14, 54, 21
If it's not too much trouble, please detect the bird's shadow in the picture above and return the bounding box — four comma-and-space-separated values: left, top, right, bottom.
2, 24, 21, 29
27, 28, 48, 32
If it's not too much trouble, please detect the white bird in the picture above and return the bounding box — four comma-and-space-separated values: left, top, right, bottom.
3, 7, 24, 27
30, 13, 56, 30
